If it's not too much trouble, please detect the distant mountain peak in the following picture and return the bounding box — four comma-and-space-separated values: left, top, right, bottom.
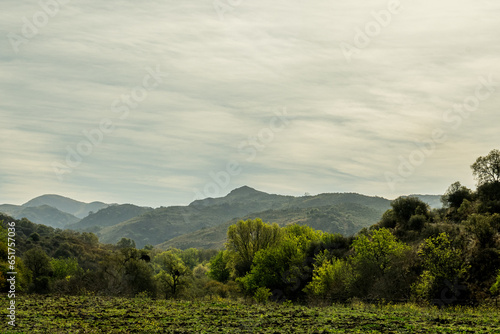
227, 186, 262, 196
21, 194, 108, 219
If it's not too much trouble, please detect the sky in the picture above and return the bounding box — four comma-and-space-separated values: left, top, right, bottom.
1, 0, 499, 208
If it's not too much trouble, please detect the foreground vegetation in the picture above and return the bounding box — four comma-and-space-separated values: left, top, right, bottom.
2, 294, 500, 333
1, 150, 500, 331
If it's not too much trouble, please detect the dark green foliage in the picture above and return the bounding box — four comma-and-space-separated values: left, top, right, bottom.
408, 214, 427, 231
391, 196, 430, 228
378, 209, 398, 229
117, 237, 136, 249
471, 149, 500, 185
29, 232, 40, 242
476, 182, 500, 213
441, 182, 473, 209
208, 250, 230, 283
23, 247, 53, 293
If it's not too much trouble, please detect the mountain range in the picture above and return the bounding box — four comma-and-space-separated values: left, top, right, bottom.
0, 187, 442, 249
0, 195, 108, 229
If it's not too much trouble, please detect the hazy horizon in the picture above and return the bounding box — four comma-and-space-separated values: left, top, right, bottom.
2, 185, 444, 208
2, 0, 499, 207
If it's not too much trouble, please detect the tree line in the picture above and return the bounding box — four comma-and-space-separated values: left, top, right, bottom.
1, 149, 500, 306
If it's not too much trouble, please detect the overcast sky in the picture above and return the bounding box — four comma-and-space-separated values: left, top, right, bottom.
1, 0, 499, 207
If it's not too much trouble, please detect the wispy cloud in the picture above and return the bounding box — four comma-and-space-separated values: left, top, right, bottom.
1, 0, 499, 207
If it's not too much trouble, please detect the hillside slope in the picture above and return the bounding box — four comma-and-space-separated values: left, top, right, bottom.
0, 204, 80, 229
98, 186, 391, 248
157, 202, 386, 250
23, 194, 108, 219
67, 204, 153, 230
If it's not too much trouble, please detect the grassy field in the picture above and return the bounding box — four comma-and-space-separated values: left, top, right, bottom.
2, 295, 500, 333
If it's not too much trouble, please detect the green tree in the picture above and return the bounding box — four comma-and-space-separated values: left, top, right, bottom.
207, 250, 230, 283
179, 248, 200, 269
377, 209, 398, 229
117, 237, 136, 249
304, 256, 351, 301
238, 237, 304, 298
153, 250, 190, 298
349, 228, 412, 298
51, 257, 82, 280
225, 218, 282, 277
124, 257, 156, 297
441, 182, 473, 209
413, 233, 469, 303
465, 214, 498, 248
238, 225, 322, 300
471, 149, 500, 185
391, 196, 429, 230
24, 247, 53, 293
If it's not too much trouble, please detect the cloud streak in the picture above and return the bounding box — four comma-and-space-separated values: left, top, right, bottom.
1, 0, 499, 207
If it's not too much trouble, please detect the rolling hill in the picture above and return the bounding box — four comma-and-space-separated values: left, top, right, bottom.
0, 204, 80, 229
97, 186, 393, 248
67, 204, 153, 230
157, 202, 388, 250
0, 189, 442, 248
23, 194, 108, 219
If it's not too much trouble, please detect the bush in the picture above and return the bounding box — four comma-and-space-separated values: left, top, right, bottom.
253, 287, 272, 304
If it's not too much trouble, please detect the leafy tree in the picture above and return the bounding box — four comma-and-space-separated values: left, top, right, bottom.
123, 257, 156, 297
351, 228, 410, 275
476, 182, 500, 214
471, 149, 500, 185
117, 237, 136, 249
24, 247, 53, 293
225, 218, 282, 277
51, 257, 82, 280
465, 214, 498, 248
179, 248, 200, 269
238, 225, 322, 300
408, 214, 427, 231
391, 197, 429, 230
304, 256, 351, 302
207, 250, 230, 283
349, 228, 412, 298
305, 232, 351, 262
153, 250, 190, 298
377, 209, 397, 229
413, 233, 469, 303
238, 237, 304, 298
253, 287, 272, 304
441, 182, 473, 209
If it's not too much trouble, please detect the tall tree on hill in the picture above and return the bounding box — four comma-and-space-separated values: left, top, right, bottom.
471, 149, 500, 185
225, 218, 282, 277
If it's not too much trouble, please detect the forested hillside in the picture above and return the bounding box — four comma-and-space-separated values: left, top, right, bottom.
22, 194, 108, 218
0, 204, 80, 229
96, 188, 392, 248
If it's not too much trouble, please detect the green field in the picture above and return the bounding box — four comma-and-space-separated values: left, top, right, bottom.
2, 295, 500, 333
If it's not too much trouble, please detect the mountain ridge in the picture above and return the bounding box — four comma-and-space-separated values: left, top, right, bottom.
23, 194, 108, 219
